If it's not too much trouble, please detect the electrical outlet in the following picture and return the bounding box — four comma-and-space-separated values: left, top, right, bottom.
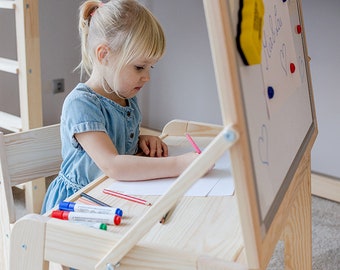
52, 78, 65, 94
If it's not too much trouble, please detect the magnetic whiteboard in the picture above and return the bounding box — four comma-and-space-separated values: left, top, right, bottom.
232, 0, 315, 231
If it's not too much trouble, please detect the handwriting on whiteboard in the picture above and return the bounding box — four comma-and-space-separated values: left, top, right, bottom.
261, 1, 301, 116
258, 124, 269, 166
262, 4, 283, 71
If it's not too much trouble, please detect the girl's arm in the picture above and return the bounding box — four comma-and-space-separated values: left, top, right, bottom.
75, 131, 198, 181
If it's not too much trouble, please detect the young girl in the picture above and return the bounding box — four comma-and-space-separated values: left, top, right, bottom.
41, 0, 198, 213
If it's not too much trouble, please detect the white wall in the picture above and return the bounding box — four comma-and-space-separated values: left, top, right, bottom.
0, 0, 82, 127
0, 0, 338, 178
0, 0, 221, 130
138, 0, 222, 130
39, 0, 83, 125
302, 0, 340, 178
0, 7, 20, 118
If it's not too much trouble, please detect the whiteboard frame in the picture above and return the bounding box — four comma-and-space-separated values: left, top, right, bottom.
203, 0, 317, 266
257, 0, 317, 232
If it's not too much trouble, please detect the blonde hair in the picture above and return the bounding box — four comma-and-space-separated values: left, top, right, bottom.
77, 0, 166, 86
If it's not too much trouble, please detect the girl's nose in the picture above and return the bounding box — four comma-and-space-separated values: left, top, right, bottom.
141, 71, 150, 82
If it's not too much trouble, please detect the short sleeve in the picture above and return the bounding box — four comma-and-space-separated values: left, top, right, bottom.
61, 89, 108, 148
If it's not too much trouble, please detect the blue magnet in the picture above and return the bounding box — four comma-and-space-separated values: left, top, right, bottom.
267, 86, 274, 99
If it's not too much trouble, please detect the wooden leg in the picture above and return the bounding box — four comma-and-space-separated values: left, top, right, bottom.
0, 188, 11, 270
25, 178, 46, 213
0, 223, 10, 270
10, 214, 49, 270
282, 172, 312, 270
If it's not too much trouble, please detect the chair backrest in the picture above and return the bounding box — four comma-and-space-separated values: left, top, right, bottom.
0, 124, 62, 224
0, 124, 62, 270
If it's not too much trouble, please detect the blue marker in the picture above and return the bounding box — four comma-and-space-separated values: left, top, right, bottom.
59, 201, 123, 217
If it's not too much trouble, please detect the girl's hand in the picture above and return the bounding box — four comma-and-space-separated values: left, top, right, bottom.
139, 135, 168, 157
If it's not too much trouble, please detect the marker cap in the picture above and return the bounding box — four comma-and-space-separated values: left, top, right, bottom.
99, 223, 108, 230
52, 210, 69, 220
59, 201, 75, 211
115, 208, 123, 217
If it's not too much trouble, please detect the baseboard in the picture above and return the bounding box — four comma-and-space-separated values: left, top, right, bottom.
311, 173, 340, 203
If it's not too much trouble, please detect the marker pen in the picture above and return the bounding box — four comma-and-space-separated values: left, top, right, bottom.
59, 201, 123, 217
52, 210, 121, 225
71, 222, 108, 231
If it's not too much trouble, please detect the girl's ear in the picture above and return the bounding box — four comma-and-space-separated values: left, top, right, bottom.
96, 44, 109, 64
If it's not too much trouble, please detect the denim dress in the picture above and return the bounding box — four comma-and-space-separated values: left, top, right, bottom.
41, 83, 141, 213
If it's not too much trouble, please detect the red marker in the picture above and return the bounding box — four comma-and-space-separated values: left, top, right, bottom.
52, 210, 121, 225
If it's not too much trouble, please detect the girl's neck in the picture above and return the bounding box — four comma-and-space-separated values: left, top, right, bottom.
85, 77, 127, 107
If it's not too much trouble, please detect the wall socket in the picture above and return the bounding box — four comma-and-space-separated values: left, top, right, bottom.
52, 78, 65, 94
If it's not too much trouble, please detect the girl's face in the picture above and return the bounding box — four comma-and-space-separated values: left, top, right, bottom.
111, 58, 157, 99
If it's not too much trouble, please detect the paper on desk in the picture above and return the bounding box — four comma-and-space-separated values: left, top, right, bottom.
106, 144, 235, 197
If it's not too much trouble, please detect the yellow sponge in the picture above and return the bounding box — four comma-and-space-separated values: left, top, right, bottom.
236, 0, 265, 65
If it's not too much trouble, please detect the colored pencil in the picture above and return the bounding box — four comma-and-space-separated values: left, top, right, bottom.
159, 203, 177, 224
103, 188, 152, 206
185, 133, 202, 154
80, 192, 111, 207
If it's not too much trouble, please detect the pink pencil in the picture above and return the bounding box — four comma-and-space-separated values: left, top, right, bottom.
185, 133, 202, 154
103, 188, 152, 206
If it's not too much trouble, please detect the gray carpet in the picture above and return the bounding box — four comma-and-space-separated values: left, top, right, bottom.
14, 189, 339, 269
267, 196, 340, 270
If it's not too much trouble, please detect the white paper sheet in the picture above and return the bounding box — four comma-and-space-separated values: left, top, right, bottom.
106, 144, 234, 197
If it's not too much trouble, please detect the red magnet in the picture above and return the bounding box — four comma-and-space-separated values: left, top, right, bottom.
296, 25, 302, 34
290, 63, 296, 73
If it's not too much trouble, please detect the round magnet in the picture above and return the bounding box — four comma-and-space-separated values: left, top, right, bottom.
296, 24, 302, 34
267, 86, 274, 99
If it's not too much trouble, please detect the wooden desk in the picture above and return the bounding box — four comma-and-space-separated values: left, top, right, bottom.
10, 122, 248, 270
9, 120, 313, 270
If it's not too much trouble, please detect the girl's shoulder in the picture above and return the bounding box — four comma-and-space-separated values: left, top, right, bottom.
67, 83, 97, 98
64, 83, 100, 105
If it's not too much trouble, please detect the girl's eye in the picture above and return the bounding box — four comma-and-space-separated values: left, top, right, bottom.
135, 65, 154, 71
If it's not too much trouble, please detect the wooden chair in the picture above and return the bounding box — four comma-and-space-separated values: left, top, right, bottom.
0, 124, 62, 270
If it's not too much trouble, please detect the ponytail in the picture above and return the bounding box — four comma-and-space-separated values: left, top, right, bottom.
77, 0, 102, 79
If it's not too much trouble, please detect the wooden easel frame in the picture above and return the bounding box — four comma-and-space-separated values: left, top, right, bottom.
202, 1, 317, 268
9, 0, 317, 269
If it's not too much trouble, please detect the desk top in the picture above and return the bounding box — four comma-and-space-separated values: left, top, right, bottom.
41, 133, 245, 269
79, 177, 243, 261
67, 135, 244, 263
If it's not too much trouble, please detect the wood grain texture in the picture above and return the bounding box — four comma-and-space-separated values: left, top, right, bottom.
0, 124, 61, 270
